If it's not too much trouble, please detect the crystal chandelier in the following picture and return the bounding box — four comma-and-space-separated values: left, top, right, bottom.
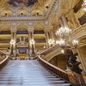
82, 0, 86, 11
48, 39, 55, 47
56, 26, 79, 52
55, 17, 84, 83
56, 39, 65, 47
56, 26, 72, 37
10, 39, 16, 45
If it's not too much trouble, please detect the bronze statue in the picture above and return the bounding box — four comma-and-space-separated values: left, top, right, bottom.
64, 48, 82, 74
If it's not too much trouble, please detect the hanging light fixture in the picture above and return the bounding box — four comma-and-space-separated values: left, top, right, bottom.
29, 39, 35, 46
82, 0, 86, 11
48, 39, 55, 46
56, 39, 65, 47
56, 25, 79, 51
56, 26, 72, 37
10, 39, 16, 45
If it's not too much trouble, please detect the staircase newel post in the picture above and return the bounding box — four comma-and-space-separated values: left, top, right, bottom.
64, 48, 85, 85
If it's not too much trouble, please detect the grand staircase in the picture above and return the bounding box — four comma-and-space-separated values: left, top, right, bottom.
0, 60, 71, 86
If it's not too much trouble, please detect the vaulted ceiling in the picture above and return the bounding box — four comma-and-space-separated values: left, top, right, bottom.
0, 0, 83, 30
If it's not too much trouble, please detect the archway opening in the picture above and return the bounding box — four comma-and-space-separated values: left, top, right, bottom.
49, 54, 67, 70
16, 25, 29, 60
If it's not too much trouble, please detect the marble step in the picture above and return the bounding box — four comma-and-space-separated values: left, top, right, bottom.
0, 60, 70, 86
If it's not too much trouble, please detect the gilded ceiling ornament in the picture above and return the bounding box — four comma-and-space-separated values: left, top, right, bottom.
0, 0, 10, 9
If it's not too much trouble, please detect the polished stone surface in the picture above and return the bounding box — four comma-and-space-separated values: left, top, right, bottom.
0, 60, 70, 86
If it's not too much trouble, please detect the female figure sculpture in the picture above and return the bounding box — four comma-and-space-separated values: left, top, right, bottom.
64, 48, 82, 74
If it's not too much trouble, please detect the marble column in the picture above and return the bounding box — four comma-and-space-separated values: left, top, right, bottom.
28, 29, 35, 58
10, 23, 17, 59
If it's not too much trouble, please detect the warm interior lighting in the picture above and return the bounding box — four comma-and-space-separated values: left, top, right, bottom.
56, 26, 72, 37
56, 40, 60, 44
48, 39, 55, 46
82, 0, 86, 11
29, 39, 35, 45
72, 39, 79, 46
10, 39, 16, 45
56, 39, 65, 47
61, 49, 64, 54
82, 8, 86, 11
55, 25, 79, 49
43, 45, 46, 49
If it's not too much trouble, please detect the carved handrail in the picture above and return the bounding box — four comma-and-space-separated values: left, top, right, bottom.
37, 45, 83, 84
37, 45, 62, 61
37, 45, 70, 81
0, 50, 8, 55
0, 55, 9, 65
44, 47, 61, 61
0, 50, 9, 68
37, 55, 69, 81
38, 45, 58, 55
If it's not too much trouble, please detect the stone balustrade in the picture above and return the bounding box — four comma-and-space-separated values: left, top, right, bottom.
0, 50, 9, 69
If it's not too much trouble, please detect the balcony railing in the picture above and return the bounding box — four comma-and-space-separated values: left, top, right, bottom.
0, 50, 9, 69
38, 46, 69, 81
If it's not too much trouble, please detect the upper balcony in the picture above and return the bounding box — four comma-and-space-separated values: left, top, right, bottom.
0, 0, 59, 21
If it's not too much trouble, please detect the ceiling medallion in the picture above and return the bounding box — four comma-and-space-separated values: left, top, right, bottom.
8, 0, 38, 7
